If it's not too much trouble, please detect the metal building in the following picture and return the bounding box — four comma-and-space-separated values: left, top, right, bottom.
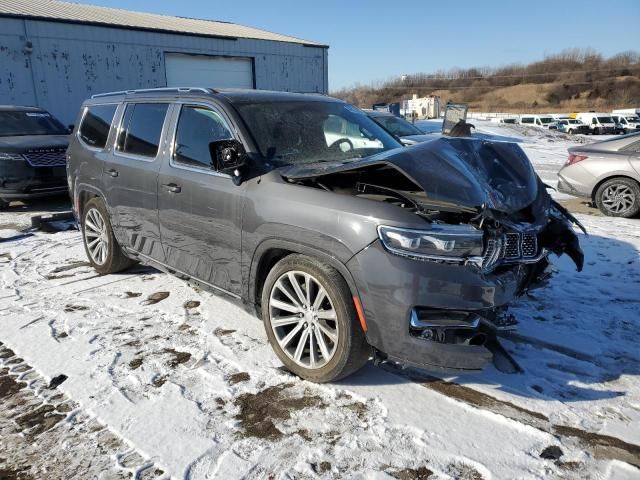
0, 0, 329, 124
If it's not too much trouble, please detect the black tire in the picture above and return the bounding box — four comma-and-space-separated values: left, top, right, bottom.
594, 127, 600, 135
261, 254, 370, 383
594, 178, 640, 218
0, 198, 8, 209
568, 129, 574, 135
81, 197, 134, 274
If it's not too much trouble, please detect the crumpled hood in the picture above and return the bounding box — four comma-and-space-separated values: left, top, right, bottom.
281, 137, 539, 214
0, 135, 69, 152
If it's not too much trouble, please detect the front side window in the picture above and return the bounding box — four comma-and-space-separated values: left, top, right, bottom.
235, 100, 400, 166
372, 115, 423, 137
521, 118, 533, 124
0, 109, 67, 137
117, 103, 169, 157
173, 105, 233, 169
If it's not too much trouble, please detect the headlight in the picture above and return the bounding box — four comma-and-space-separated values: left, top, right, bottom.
0, 152, 26, 161
378, 225, 484, 261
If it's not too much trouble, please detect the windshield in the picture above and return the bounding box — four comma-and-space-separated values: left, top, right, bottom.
371, 114, 423, 137
539, 117, 554, 124
568, 119, 581, 124
235, 101, 401, 165
626, 116, 639, 122
0, 110, 67, 137
598, 117, 614, 123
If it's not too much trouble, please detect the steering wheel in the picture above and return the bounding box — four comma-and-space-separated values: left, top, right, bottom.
328, 138, 354, 153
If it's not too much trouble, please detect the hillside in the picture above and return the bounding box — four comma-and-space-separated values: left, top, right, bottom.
333, 49, 640, 112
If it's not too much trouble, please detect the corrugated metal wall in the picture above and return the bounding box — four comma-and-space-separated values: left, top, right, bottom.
0, 17, 328, 124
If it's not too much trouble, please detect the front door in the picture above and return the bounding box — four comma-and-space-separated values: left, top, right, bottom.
102, 102, 170, 262
157, 103, 245, 296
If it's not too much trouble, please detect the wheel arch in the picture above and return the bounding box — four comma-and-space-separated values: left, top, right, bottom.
591, 174, 640, 202
249, 239, 362, 318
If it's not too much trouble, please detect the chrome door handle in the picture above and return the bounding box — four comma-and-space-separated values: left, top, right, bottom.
162, 183, 181, 193
106, 169, 119, 177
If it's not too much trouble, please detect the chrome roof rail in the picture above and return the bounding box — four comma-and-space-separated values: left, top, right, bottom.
91, 87, 216, 98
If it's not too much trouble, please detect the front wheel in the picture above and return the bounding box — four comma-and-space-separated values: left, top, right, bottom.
595, 178, 640, 218
81, 197, 134, 274
568, 129, 574, 135
261, 254, 370, 382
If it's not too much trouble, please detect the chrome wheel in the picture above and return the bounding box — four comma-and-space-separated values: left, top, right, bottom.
84, 207, 109, 265
602, 184, 636, 214
269, 271, 339, 369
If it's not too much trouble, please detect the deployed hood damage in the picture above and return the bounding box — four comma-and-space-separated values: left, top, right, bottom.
281, 137, 584, 273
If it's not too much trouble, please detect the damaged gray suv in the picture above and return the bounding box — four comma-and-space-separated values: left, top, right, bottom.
67, 88, 584, 382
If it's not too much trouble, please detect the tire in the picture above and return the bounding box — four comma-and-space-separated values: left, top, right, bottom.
568, 129, 574, 135
594, 128, 600, 135
261, 254, 370, 383
81, 197, 134, 274
0, 198, 8, 209
595, 178, 640, 218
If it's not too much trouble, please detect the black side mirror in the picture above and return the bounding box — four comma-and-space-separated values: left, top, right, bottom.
68, 124, 74, 133
209, 139, 246, 176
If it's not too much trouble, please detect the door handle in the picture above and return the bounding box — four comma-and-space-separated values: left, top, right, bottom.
162, 183, 181, 193
105, 169, 119, 178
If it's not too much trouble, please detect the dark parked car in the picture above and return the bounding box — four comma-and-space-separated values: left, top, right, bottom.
67, 88, 583, 382
0, 106, 69, 208
365, 110, 436, 145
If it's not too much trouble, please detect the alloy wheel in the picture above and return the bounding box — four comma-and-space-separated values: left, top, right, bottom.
84, 207, 109, 265
602, 184, 636, 214
269, 270, 339, 369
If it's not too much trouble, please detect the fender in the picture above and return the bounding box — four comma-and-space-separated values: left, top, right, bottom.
247, 237, 364, 312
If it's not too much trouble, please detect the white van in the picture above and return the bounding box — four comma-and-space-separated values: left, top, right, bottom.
519, 115, 558, 129
575, 113, 617, 134
611, 113, 640, 134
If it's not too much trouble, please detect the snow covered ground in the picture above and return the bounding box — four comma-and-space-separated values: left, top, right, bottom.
1, 123, 639, 479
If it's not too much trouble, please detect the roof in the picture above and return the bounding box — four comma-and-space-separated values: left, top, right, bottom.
0, 0, 327, 47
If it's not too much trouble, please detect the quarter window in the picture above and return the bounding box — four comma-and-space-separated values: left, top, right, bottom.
117, 103, 169, 157
79, 104, 117, 148
173, 105, 233, 169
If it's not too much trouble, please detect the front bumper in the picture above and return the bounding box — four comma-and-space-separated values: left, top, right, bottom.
348, 240, 539, 371
0, 162, 67, 200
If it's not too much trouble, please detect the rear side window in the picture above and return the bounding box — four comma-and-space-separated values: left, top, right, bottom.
521, 117, 533, 124
173, 105, 233, 169
117, 103, 169, 158
79, 104, 117, 148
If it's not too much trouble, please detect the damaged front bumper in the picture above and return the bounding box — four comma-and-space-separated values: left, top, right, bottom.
348, 240, 552, 371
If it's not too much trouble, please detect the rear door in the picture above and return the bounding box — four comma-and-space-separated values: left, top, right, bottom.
102, 101, 170, 261
157, 102, 245, 296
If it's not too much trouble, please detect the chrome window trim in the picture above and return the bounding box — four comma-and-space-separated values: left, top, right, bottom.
168, 101, 237, 178
112, 101, 171, 164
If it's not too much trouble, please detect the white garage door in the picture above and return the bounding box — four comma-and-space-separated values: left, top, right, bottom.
165, 53, 254, 89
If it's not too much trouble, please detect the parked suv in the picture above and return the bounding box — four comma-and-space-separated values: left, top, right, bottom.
556, 119, 589, 135
0, 106, 69, 208
67, 88, 583, 382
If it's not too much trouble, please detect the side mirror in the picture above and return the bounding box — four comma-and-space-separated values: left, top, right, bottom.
68, 124, 74, 133
209, 139, 246, 176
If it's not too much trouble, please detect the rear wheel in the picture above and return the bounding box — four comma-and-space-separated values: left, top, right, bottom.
595, 178, 640, 218
261, 254, 370, 383
81, 197, 134, 274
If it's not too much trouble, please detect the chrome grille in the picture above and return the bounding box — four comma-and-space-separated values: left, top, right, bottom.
24, 148, 66, 167
521, 233, 537, 258
504, 233, 520, 259
482, 230, 540, 270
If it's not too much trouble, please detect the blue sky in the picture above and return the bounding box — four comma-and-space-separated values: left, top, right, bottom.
84, 0, 639, 91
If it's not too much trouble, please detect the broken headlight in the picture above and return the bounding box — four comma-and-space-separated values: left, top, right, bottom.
377, 225, 484, 261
